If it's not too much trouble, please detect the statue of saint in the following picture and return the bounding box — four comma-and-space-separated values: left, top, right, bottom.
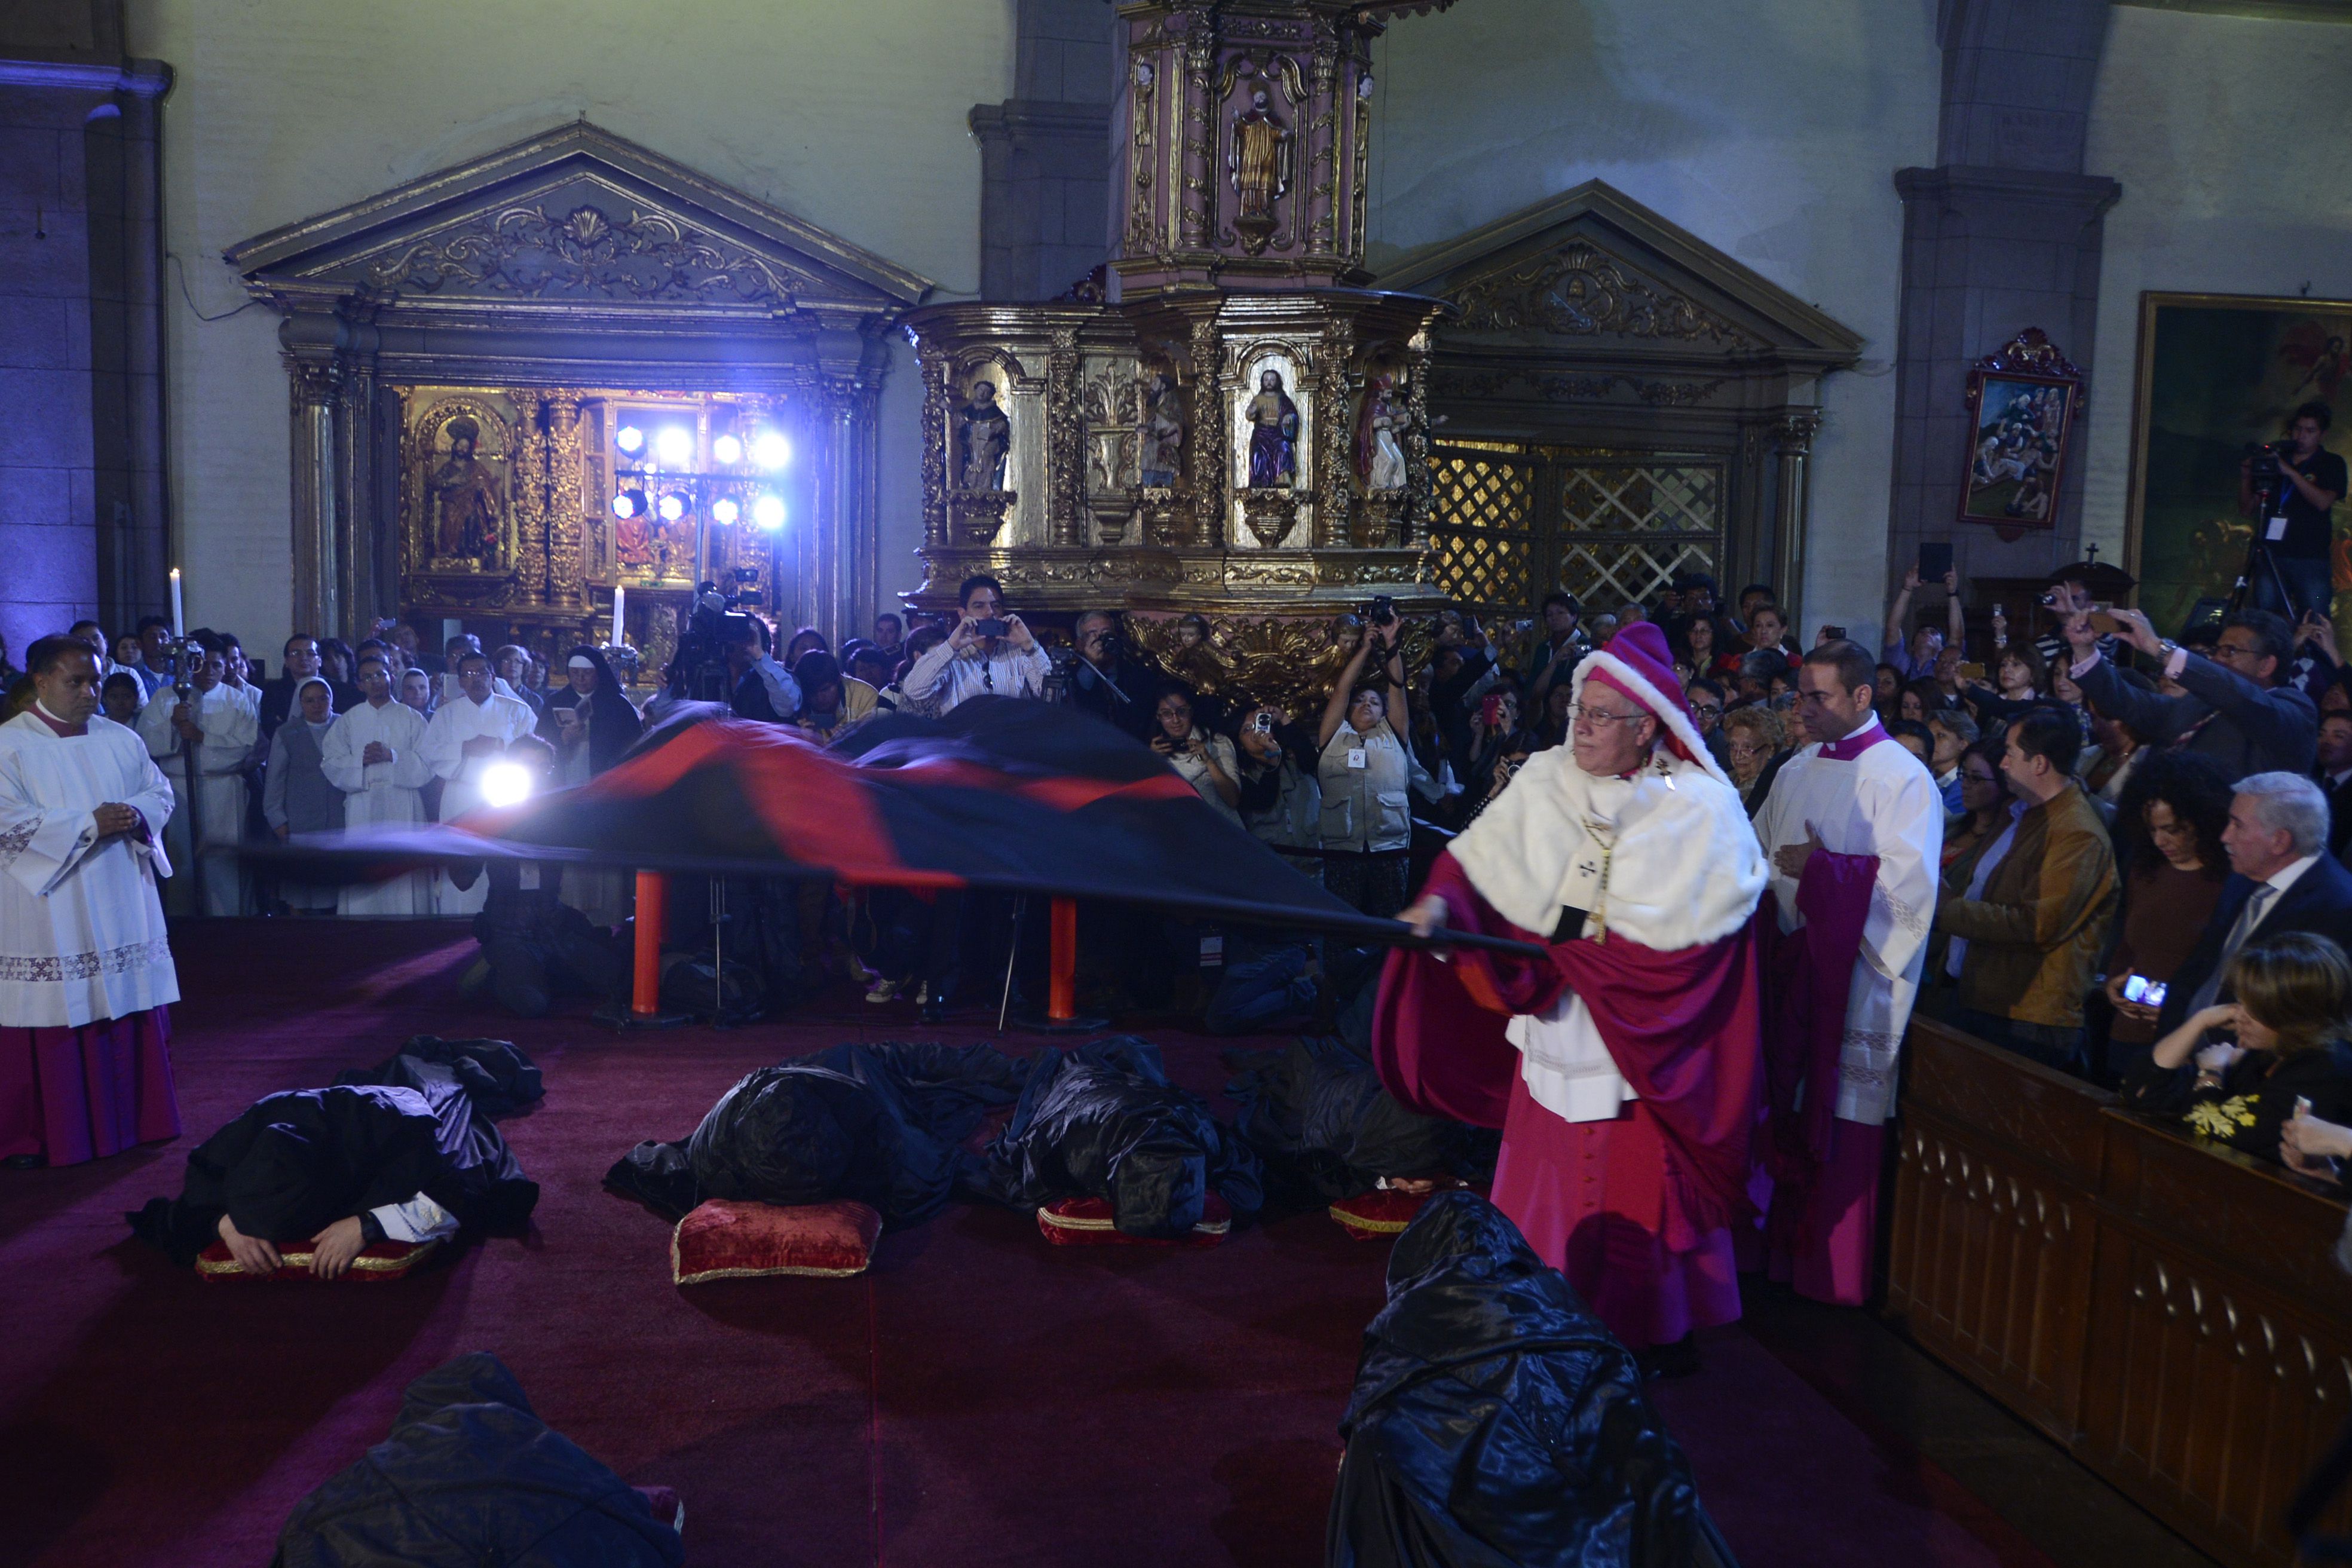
1229, 88, 1291, 222
1137, 371, 1183, 488
957, 380, 1012, 492
1354, 374, 1408, 492
1245, 368, 1300, 489
430, 416, 504, 565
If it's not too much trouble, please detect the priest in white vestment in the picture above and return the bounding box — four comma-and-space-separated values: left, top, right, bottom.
322, 654, 435, 917
0, 637, 182, 1165
1750, 640, 1941, 1304
416, 652, 538, 915
136, 644, 258, 917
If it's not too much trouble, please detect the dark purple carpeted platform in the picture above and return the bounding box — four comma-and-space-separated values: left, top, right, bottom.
0, 921, 2045, 1567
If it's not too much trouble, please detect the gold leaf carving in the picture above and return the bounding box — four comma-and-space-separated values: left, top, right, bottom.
1451, 240, 1756, 347
363, 202, 814, 307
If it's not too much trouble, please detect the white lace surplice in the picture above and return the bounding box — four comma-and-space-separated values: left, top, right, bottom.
1751, 724, 1943, 1125
0, 712, 180, 1028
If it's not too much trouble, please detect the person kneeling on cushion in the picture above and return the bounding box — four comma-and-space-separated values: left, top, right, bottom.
128, 1079, 537, 1277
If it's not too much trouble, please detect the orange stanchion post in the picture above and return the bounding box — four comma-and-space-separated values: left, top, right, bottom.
632, 871, 666, 1016
1048, 896, 1078, 1022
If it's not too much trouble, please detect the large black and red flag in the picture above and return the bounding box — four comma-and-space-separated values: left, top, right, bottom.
249, 697, 1484, 948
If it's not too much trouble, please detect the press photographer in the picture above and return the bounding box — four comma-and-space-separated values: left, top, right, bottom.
1064, 609, 1156, 742
901, 574, 1050, 712
2240, 400, 2348, 620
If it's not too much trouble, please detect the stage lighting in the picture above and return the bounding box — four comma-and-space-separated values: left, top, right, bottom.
751, 430, 790, 470
752, 492, 786, 529
654, 426, 695, 468
615, 424, 645, 455
710, 496, 740, 525
479, 761, 534, 808
656, 491, 690, 524
712, 433, 744, 466
611, 489, 642, 520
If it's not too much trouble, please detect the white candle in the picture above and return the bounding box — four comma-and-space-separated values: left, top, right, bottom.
169, 568, 184, 640
611, 583, 626, 647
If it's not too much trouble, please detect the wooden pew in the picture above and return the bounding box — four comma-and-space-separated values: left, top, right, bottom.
1884, 1017, 2352, 1568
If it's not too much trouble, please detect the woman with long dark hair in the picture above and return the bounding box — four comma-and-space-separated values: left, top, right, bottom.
2100, 750, 2233, 1077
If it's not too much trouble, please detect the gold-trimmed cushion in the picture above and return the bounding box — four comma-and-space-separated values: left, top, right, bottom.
1328, 1183, 1481, 1241
1036, 1193, 1230, 1248
670, 1198, 881, 1285
195, 1238, 441, 1282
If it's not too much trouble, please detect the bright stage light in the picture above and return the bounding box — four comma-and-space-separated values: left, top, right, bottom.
710, 496, 740, 525
615, 424, 645, 455
751, 430, 790, 470
712, 433, 744, 466
611, 490, 642, 520
654, 426, 695, 468
656, 492, 689, 523
479, 761, 534, 808
752, 492, 786, 529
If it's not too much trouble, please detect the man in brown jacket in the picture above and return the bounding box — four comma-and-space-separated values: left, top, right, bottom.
1937, 706, 2118, 1073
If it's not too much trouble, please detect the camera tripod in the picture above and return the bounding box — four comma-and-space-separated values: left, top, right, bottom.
2224, 471, 2303, 618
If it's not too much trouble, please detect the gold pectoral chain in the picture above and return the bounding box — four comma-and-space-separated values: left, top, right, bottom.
1584, 816, 1615, 944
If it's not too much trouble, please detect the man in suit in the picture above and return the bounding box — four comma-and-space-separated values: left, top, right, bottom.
2063, 604, 2316, 784
256, 634, 360, 742
2155, 771, 2352, 1042
2316, 710, 2352, 859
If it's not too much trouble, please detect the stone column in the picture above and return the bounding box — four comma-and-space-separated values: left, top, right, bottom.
543, 393, 586, 610
1885, 0, 2118, 595
1773, 410, 1823, 634
286, 357, 339, 639
970, 0, 1116, 299
505, 391, 549, 607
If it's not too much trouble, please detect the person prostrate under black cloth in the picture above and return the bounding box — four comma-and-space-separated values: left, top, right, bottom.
127, 1037, 542, 1276
2240, 400, 2348, 622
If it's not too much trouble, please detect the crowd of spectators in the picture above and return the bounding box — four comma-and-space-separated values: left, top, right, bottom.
23, 544, 2352, 1189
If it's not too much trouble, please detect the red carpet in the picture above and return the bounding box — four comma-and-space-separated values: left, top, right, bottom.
0, 921, 2039, 1567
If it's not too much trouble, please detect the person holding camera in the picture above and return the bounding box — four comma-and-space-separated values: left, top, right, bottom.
1065, 609, 1156, 742
902, 574, 1050, 715
1316, 612, 1412, 918
2061, 601, 2316, 783
1150, 688, 1241, 825
1235, 702, 1321, 869
2239, 401, 2347, 621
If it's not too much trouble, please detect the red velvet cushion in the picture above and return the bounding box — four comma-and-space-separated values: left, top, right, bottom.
670, 1199, 881, 1285
1036, 1193, 1230, 1248
195, 1237, 440, 1282
1328, 1183, 1484, 1241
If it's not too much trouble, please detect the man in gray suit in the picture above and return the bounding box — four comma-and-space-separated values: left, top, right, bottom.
2062, 604, 2314, 785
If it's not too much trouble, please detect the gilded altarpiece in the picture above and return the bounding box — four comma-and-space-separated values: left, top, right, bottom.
227, 122, 932, 675
904, 2, 1461, 713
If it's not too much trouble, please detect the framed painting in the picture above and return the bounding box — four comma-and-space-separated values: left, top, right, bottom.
2127, 292, 2352, 638
1959, 329, 2083, 534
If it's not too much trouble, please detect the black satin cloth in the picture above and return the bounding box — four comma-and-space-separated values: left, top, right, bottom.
274, 1352, 682, 1568
605, 1040, 1027, 1229
976, 1035, 1264, 1238
1224, 1034, 1496, 1205
1328, 1192, 1711, 1568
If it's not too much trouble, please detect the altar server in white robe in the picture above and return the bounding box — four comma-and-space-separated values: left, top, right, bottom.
416, 650, 537, 916
136, 643, 258, 917
1, 637, 182, 1165
321, 654, 434, 917
1751, 640, 1942, 1306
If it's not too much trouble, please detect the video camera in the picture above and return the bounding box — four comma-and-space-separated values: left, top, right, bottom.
2245, 440, 2292, 487
667, 568, 764, 703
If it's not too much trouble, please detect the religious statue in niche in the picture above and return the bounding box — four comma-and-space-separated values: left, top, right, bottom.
1245, 368, 1300, 489
1354, 373, 1408, 494
615, 497, 656, 572
429, 416, 504, 566
1138, 370, 1184, 488
1229, 87, 1292, 252
957, 380, 1012, 491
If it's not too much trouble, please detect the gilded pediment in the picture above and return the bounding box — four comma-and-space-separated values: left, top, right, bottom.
227, 121, 932, 317
1377, 179, 1860, 365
